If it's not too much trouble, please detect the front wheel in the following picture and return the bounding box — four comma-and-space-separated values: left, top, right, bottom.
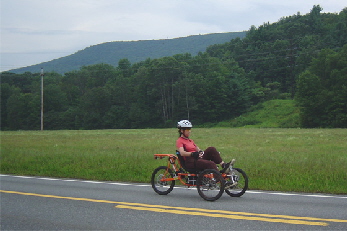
224, 168, 248, 197
151, 166, 175, 195
197, 169, 225, 201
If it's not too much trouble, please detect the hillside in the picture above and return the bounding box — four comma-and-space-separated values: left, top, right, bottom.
223, 100, 300, 128
8, 32, 246, 74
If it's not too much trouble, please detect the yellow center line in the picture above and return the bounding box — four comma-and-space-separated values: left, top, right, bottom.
2, 190, 346, 226
113, 201, 346, 224
115, 205, 327, 226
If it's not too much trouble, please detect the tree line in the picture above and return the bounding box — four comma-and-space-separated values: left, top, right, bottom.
1, 5, 346, 130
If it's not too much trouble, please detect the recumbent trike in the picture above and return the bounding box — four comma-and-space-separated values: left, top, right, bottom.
151, 152, 248, 201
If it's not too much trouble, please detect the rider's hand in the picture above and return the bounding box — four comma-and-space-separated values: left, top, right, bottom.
191, 152, 200, 159
199, 150, 204, 158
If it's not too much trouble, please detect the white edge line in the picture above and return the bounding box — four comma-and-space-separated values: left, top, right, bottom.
39, 178, 60, 181
108, 183, 131, 186
81, 181, 103, 184
246, 190, 347, 199
12, 175, 34, 179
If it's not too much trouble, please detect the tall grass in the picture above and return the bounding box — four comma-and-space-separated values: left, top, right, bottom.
1, 128, 346, 194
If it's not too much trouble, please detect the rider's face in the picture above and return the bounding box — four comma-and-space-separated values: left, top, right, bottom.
182, 128, 191, 137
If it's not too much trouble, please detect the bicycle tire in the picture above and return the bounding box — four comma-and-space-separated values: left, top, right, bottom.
224, 168, 248, 197
151, 166, 175, 195
197, 169, 225, 201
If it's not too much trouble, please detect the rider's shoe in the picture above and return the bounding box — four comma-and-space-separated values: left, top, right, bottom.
220, 159, 236, 173
220, 161, 231, 173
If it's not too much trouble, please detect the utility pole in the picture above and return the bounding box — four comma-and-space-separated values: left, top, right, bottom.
40, 68, 44, 131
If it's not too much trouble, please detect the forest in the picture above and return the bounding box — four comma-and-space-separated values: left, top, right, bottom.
1, 5, 347, 130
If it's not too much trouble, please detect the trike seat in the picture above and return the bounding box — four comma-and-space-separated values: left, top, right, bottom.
175, 151, 199, 174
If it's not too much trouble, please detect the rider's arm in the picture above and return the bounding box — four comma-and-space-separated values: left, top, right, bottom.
177, 146, 201, 157
177, 147, 193, 156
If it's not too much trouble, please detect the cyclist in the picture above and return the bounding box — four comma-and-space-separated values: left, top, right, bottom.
176, 120, 230, 172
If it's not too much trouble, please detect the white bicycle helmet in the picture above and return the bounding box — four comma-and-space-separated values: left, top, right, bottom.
177, 120, 192, 128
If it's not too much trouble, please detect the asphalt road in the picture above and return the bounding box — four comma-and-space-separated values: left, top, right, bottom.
1, 174, 346, 230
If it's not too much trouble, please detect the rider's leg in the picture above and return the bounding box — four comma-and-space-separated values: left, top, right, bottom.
195, 159, 218, 171
203, 147, 224, 166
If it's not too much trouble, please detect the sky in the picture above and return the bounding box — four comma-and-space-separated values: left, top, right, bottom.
1, 0, 346, 72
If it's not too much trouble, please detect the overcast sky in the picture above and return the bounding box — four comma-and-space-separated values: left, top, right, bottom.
1, 0, 346, 72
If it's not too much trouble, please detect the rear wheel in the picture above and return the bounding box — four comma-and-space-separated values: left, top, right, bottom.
224, 168, 248, 197
197, 169, 225, 201
151, 166, 175, 195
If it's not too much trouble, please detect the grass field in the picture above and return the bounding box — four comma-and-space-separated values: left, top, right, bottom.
1, 128, 346, 194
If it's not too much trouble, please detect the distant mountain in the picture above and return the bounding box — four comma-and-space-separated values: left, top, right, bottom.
8, 32, 246, 74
